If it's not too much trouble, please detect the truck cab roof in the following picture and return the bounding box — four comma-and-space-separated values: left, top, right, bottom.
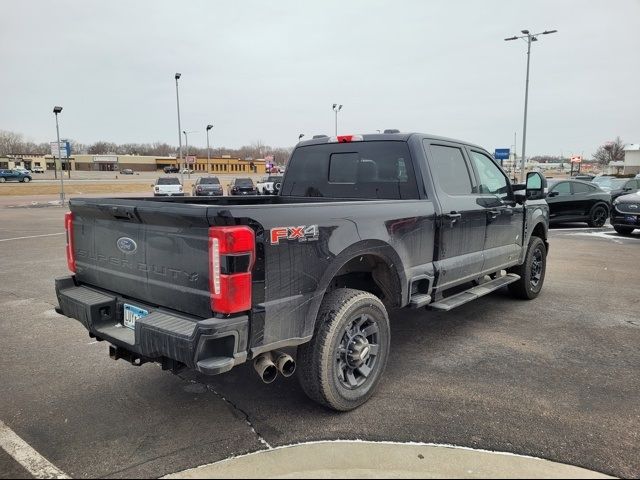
297, 132, 486, 151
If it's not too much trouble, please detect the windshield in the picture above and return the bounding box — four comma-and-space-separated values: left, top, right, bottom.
592, 176, 614, 185
267, 176, 283, 183
598, 178, 626, 189
235, 178, 254, 187
200, 177, 220, 185
157, 177, 181, 185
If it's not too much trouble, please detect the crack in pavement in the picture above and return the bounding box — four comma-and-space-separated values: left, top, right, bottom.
177, 375, 272, 451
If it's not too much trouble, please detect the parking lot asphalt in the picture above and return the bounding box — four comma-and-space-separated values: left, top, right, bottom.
0, 205, 639, 478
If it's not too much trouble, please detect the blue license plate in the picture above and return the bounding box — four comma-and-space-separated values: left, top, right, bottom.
123, 304, 149, 330
624, 215, 639, 224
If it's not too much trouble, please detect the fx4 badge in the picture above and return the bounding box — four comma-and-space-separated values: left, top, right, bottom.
270, 225, 319, 245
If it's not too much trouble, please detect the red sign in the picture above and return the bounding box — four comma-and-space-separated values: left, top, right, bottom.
570, 155, 582, 163
186, 155, 196, 164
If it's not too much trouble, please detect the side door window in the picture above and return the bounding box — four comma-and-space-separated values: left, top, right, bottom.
468, 151, 511, 201
427, 144, 474, 195
552, 182, 571, 196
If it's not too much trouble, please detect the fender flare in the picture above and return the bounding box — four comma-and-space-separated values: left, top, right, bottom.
301, 240, 407, 338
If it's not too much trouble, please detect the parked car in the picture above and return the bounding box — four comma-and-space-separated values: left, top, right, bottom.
594, 177, 640, 201
181, 168, 194, 174
192, 176, 223, 196
571, 173, 595, 181
153, 177, 184, 196
0, 169, 32, 183
32, 166, 45, 173
546, 179, 611, 227
228, 177, 258, 195
256, 175, 283, 195
119, 168, 134, 175
611, 191, 640, 235
163, 166, 179, 173
55, 132, 549, 411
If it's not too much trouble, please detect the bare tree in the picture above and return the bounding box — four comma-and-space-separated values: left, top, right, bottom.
0, 130, 24, 155
593, 137, 625, 166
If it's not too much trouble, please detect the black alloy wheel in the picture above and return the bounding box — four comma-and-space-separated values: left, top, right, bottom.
588, 205, 608, 228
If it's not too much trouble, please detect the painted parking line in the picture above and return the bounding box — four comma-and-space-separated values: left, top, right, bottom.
0, 420, 70, 479
0, 232, 65, 242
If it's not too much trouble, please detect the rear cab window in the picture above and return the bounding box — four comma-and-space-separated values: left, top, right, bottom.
281, 141, 419, 199
157, 178, 181, 185
200, 177, 220, 184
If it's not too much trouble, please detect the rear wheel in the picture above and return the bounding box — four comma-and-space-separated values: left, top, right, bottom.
297, 288, 390, 411
614, 226, 635, 235
0, 177, 5, 183
587, 204, 608, 228
507, 236, 547, 300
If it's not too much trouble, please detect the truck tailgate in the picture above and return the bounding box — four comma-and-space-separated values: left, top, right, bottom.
70, 199, 212, 318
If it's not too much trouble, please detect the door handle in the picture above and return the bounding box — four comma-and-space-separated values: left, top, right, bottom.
443, 212, 462, 225
488, 209, 501, 220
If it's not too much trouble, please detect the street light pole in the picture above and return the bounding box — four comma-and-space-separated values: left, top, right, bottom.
206, 124, 213, 175
53, 106, 65, 206
175, 73, 184, 185
332, 104, 343, 135
505, 29, 557, 182
183, 130, 197, 180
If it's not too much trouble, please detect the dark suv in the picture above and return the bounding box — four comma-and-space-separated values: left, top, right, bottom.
228, 178, 257, 195
193, 177, 223, 196
0, 169, 32, 183
163, 166, 179, 174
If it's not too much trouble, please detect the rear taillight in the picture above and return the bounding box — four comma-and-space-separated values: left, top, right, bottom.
208, 226, 255, 314
65, 212, 76, 273
328, 134, 364, 143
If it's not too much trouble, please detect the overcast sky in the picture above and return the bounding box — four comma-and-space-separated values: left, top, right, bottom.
1, 0, 638, 156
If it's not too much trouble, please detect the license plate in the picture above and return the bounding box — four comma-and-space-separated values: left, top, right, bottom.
624, 215, 638, 224
123, 304, 149, 330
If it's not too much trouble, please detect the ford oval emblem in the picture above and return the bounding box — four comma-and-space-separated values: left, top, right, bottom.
117, 237, 137, 254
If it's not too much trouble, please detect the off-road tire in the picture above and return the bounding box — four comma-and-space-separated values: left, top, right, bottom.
587, 204, 608, 228
614, 226, 635, 235
507, 236, 547, 300
297, 288, 390, 411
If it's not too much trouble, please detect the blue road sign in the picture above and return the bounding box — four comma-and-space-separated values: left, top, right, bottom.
494, 148, 510, 160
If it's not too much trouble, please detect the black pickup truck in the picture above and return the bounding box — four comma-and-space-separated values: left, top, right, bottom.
55, 133, 549, 411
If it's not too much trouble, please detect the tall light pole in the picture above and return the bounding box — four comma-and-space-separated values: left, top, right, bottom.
206, 124, 213, 175
332, 103, 343, 135
505, 29, 557, 182
175, 72, 184, 184
183, 130, 197, 180
53, 106, 65, 206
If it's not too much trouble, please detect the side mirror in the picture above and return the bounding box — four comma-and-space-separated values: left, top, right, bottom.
547, 191, 559, 198
525, 172, 547, 201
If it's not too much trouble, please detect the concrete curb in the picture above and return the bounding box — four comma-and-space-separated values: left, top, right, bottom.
163, 440, 614, 479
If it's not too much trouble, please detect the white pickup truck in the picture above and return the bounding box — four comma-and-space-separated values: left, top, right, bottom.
256, 175, 283, 195
153, 177, 184, 196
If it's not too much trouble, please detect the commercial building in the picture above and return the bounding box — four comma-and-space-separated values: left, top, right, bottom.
621, 144, 640, 175
1, 154, 266, 174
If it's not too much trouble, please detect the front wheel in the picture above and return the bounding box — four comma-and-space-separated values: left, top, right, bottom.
22, 177, 31, 183
297, 288, 390, 411
0, 177, 5, 183
587, 204, 608, 228
614, 226, 635, 235
507, 236, 547, 300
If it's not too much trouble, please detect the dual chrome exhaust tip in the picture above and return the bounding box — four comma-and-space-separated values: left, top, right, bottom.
253, 350, 296, 384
